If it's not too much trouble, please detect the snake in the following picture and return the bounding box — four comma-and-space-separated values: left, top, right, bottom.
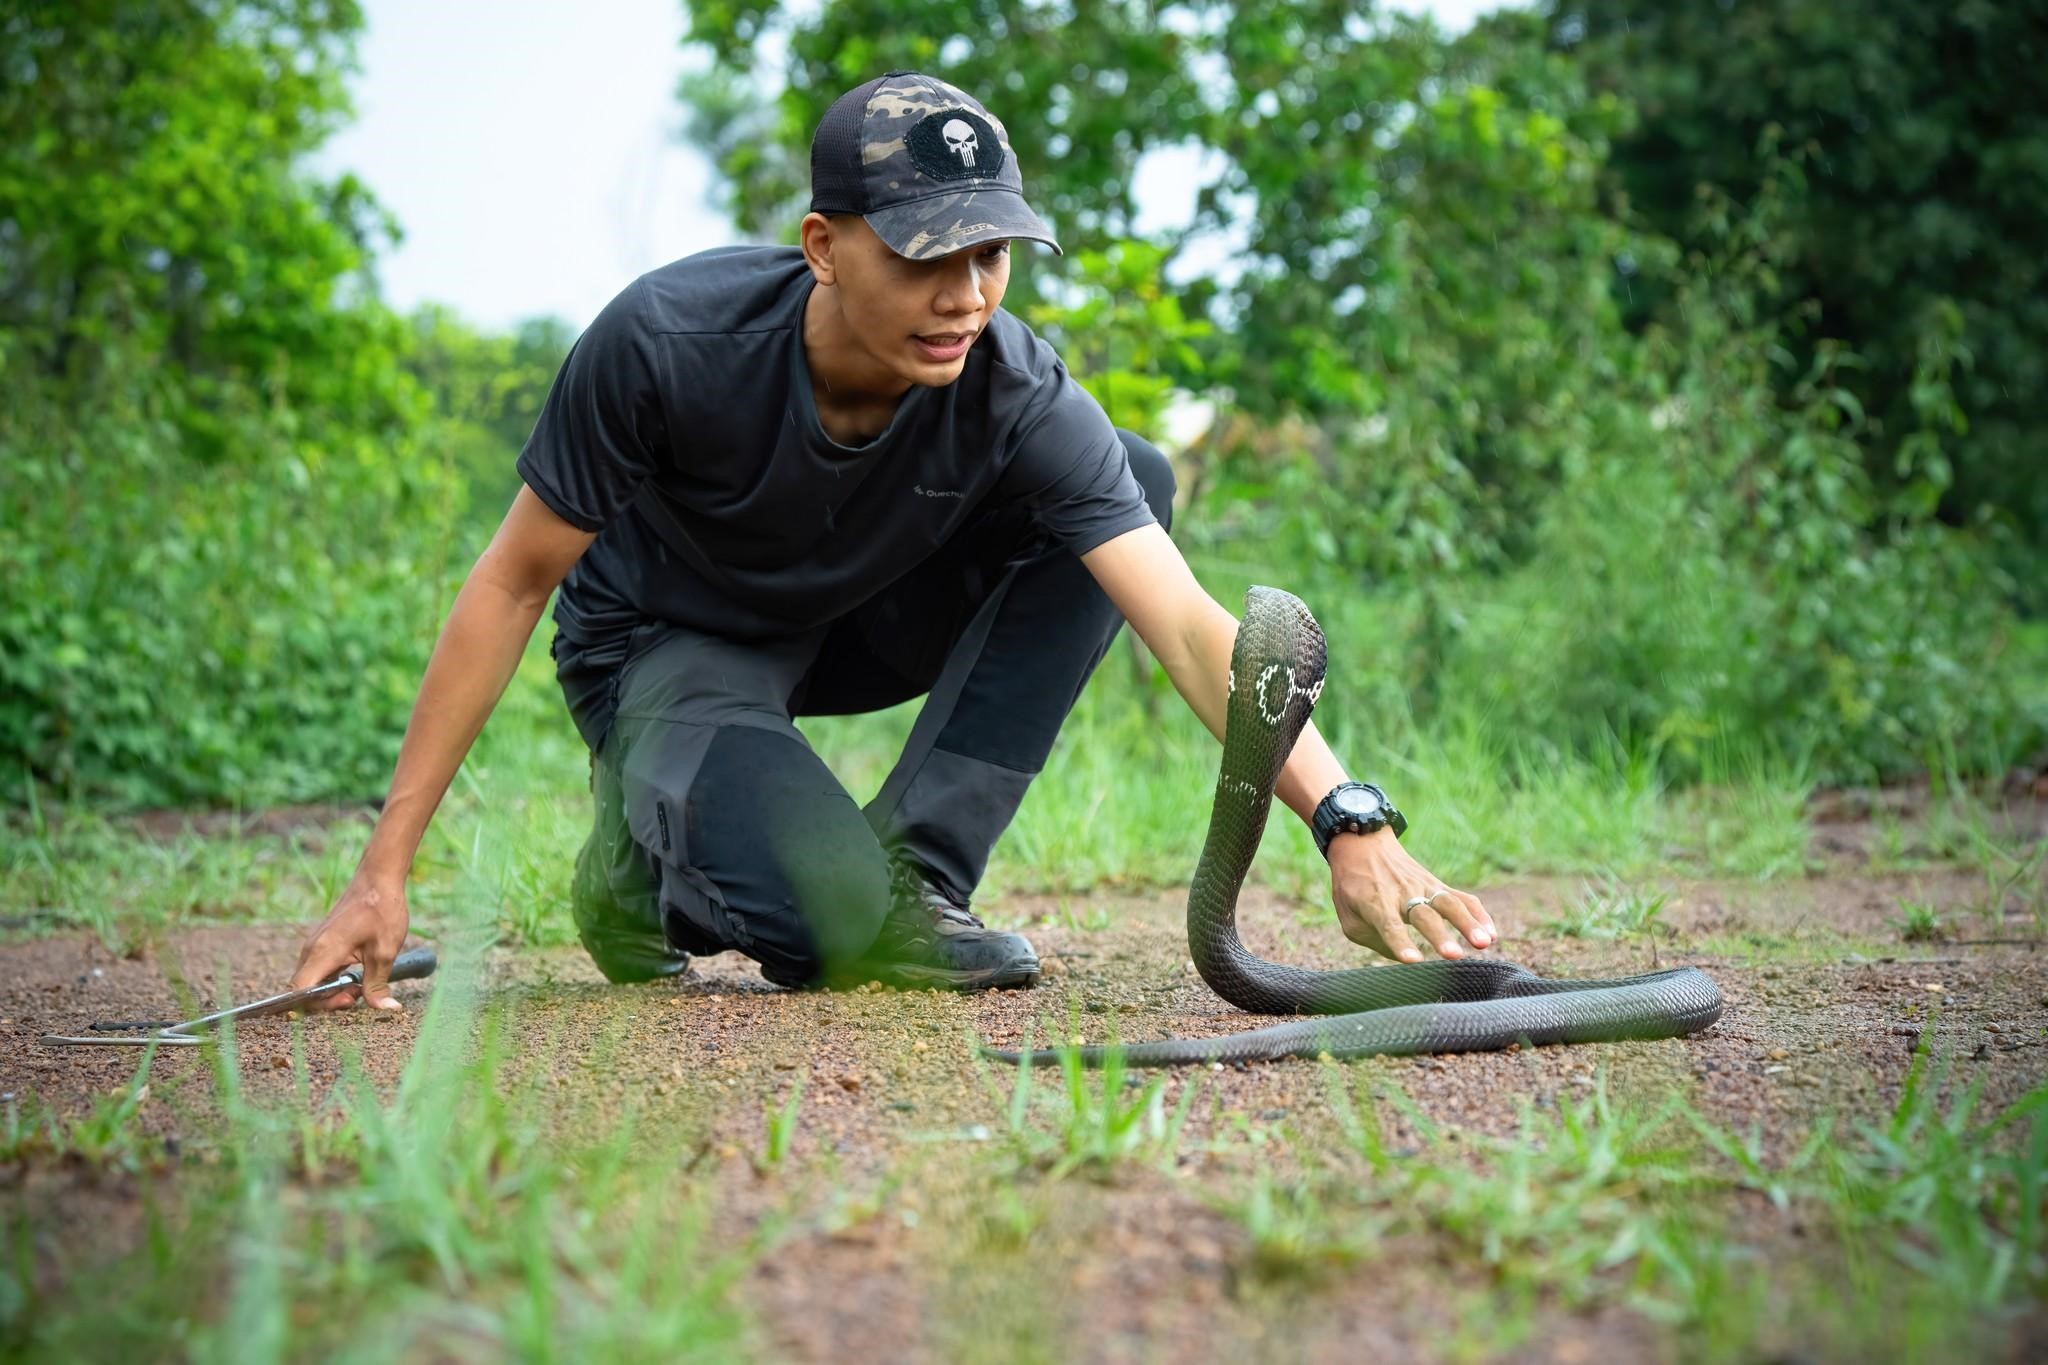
987, 585, 1723, 1068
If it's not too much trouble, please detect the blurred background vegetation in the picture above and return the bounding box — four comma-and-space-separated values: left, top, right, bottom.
3, 0, 2044, 811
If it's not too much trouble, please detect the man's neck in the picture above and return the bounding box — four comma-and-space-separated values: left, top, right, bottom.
803, 281, 913, 411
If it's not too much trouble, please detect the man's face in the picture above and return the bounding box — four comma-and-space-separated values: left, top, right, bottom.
822, 214, 1012, 383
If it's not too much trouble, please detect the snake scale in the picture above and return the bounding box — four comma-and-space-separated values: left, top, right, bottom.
987, 585, 1723, 1068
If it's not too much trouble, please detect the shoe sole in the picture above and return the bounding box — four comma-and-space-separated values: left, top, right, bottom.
586, 949, 693, 985
865, 958, 1043, 992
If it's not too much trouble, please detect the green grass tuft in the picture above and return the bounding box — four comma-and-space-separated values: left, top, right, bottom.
1538, 874, 1674, 939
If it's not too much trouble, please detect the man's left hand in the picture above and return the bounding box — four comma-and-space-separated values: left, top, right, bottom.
1327, 828, 1497, 964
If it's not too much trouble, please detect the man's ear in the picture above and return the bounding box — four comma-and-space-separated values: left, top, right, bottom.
800, 212, 839, 286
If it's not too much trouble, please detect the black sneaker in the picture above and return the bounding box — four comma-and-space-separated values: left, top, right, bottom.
569, 844, 692, 984
575, 915, 693, 984
849, 857, 1041, 991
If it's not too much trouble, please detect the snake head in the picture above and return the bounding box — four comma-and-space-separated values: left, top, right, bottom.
1238, 586, 1330, 728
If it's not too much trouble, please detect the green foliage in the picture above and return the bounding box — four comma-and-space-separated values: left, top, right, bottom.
1305, 1055, 2048, 1356
0, 642, 587, 955
680, 1, 2043, 786
758, 1078, 805, 1172
1373, 1075, 1706, 1309
1840, 1034, 2048, 1309
1538, 874, 1671, 940
992, 1031, 1200, 1181
1685, 1016, 2048, 1317
6, 998, 757, 1359
1562, 0, 2048, 596
1194, 9, 1654, 582
0, 0, 559, 807
404, 307, 575, 516
0, 1056, 162, 1170
0, 379, 474, 805
1219, 1169, 1382, 1285
0, 0, 411, 444
1023, 238, 1211, 440
1893, 900, 1944, 943
1412, 149, 2038, 783
803, 637, 1824, 897
1962, 826, 2048, 930
5, 0, 2041, 805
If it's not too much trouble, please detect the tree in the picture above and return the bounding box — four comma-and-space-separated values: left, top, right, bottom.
1557, 0, 2048, 592
0, 0, 472, 804
0, 0, 411, 452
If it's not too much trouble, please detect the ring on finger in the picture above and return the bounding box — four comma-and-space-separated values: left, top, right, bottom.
1400, 895, 1429, 923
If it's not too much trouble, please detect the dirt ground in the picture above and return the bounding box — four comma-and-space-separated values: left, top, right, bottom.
5, 800, 2046, 1362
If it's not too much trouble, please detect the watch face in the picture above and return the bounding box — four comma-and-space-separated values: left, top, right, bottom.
1334, 786, 1383, 819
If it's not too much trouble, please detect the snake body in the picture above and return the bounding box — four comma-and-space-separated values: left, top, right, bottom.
989, 586, 1722, 1067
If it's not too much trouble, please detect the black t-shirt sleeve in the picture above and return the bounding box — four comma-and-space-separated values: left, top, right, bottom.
515, 278, 667, 532
997, 361, 1157, 555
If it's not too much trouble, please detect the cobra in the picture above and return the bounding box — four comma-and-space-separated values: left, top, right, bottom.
987, 586, 1724, 1067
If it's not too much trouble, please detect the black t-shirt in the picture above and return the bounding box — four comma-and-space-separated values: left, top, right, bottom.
516, 244, 1157, 656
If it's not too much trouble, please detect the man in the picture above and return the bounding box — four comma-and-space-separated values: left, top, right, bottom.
289, 70, 1496, 1008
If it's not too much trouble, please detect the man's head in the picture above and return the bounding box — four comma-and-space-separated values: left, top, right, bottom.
798, 71, 1060, 392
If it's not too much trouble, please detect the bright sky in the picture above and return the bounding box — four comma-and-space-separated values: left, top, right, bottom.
316, 0, 1503, 332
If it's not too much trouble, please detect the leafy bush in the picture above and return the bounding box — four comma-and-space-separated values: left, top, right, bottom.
6, 0, 2040, 810
1565, 0, 2048, 596
0, 374, 473, 806
0, 0, 516, 808
1422, 168, 2041, 784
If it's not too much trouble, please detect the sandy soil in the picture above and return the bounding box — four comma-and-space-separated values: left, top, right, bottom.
5, 808, 2046, 1362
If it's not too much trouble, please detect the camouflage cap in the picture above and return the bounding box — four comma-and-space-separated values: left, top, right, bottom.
809, 69, 1062, 262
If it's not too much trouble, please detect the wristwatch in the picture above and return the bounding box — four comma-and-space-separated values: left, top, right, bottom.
1311, 781, 1407, 859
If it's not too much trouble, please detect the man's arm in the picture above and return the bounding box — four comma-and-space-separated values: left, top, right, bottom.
1080, 524, 1497, 963
287, 486, 597, 1007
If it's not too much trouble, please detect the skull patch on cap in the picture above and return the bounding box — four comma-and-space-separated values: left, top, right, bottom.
907, 107, 1004, 182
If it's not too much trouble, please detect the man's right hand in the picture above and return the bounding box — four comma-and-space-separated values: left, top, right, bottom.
281, 486, 594, 1011
289, 878, 411, 1011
